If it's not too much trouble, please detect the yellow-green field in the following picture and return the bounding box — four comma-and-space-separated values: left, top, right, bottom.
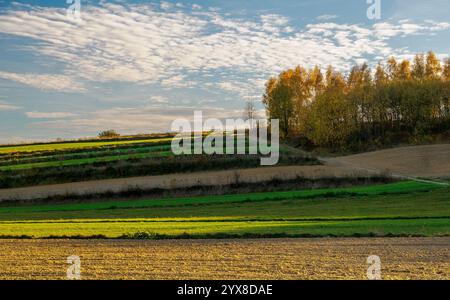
0, 218, 447, 238
0, 137, 174, 154
0, 181, 448, 238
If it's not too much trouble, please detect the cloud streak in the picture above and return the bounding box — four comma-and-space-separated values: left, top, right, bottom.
0, 101, 20, 111
0, 71, 85, 92
32, 104, 244, 135
25, 111, 78, 119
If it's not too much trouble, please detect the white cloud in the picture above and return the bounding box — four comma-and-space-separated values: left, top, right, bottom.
149, 95, 168, 103
0, 2, 448, 98
216, 81, 256, 97
260, 14, 289, 26
161, 74, 196, 88
316, 14, 338, 21
372, 21, 450, 39
0, 71, 85, 92
160, 1, 173, 10
25, 111, 78, 119
0, 102, 20, 111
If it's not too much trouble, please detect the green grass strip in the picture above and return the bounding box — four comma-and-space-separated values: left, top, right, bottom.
0, 181, 442, 214
0, 151, 174, 171
0, 144, 174, 165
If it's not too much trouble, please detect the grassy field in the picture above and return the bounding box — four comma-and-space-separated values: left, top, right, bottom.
0, 137, 174, 154
0, 181, 441, 215
1, 137, 448, 239
0, 146, 262, 171
0, 218, 447, 238
0, 144, 173, 164
0, 135, 306, 188
1, 181, 448, 238
0, 151, 173, 171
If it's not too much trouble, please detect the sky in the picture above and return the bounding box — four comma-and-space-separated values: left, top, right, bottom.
0, 0, 449, 143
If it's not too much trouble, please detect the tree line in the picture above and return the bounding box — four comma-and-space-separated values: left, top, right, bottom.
262, 51, 450, 151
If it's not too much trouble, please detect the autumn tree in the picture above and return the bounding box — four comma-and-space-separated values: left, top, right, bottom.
412, 53, 426, 80
309, 65, 325, 96
262, 75, 294, 138
262, 51, 450, 150
374, 62, 388, 86
425, 51, 442, 79
443, 58, 450, 81
306, 88, 355, 148
396, 60, 412, 80
386, 57, 398, 80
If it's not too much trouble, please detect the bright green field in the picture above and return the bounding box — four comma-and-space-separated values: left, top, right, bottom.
0, 181, 441, 216
0, 137, 173, 154
0, 181, 449, 238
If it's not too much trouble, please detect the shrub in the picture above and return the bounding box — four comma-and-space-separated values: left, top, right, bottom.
98, 130, 120, 139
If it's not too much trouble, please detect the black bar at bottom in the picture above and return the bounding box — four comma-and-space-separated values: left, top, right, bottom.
0, 280, 446, 298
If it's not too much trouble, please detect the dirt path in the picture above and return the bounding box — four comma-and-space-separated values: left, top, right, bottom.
0, 237, 448, 279
0, 165, 370, 201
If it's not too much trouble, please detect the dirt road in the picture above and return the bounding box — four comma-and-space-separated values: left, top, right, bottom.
0, 238, 448, 279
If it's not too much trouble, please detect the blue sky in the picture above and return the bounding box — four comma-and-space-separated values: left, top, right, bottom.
0, 0, 449, 143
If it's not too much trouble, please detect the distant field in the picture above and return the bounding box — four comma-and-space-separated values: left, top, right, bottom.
0, 151, 173, 171
0, 137, 174, 154
0, 146, 261, 171
1, 181, 448, 238
0, 135, 307, 188
0, 137, 176, 172
0, 144, 173, 163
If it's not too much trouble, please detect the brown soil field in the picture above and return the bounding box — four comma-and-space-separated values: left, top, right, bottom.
0, 238, 448, 280
331, 144, 450, 179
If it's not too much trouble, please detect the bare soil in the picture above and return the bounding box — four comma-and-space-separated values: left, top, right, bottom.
0, 238, 448, 280
332, 144, 450, 178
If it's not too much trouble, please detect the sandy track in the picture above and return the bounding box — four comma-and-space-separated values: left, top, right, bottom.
0, 238, 448, 280
0, 165, 370, 201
